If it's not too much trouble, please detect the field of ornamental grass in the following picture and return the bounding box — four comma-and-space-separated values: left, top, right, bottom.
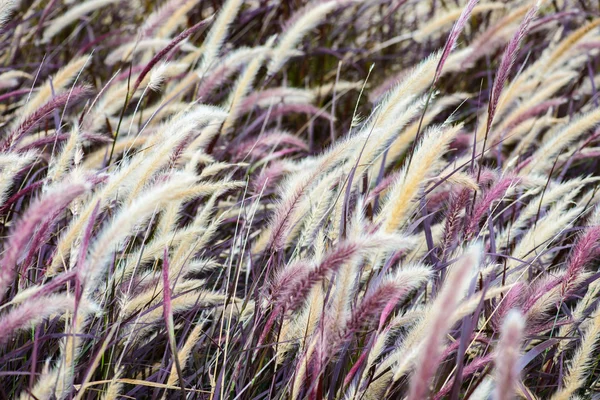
2, 0, 600, 399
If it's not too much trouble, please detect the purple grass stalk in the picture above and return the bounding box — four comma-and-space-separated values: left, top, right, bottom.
252, 161, 286, 193
489, 1, 539, 123
167, 132, 194, 168
27, 270, 77, 300
261, 133, 339, 255
495, 310, 525, 400
406, 0, 478, 171
477, 168, 499, 187
2, 86, 90, 150
343, 343, 371, 386
258, 242, 360, 347
440, 188, 471, 261
377, 288, 407, 330
557, 128, 600, 181
256, 303, 283, 350
426, 189, 453, 215
561, 149, 600, 166
17, 132, 111, 152
463, 8, 528, 68
526, 319, 571, 337
432, 354, 494, 400
0, 183, 88, 298
196, 62, 242, 102
317, 276, 427, 384
494, 282, 526, 328
35, 0, 59, 36
433, 0, 479, 84
366, 172, 399, 203
19, 207, 63, 280
268, 182, 311, 253
132, 18, 212, 94
278, 242, 359, 312
465, 175, 520, 239
407, 245, 480, 400
234, 131, 308, 161
269, 260, 309, 301
486, 3, 539, 128
503, 99, 566, 134
0, 88, 33, 103
0, 180, 44, 214
560, 226, 600, 297
0, 295, 75, 345
335, 283, 409, 346
482, 3, 539, 163
441, 334, 491, 361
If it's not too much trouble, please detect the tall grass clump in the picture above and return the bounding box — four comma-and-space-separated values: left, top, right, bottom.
2, 0, 600, 399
